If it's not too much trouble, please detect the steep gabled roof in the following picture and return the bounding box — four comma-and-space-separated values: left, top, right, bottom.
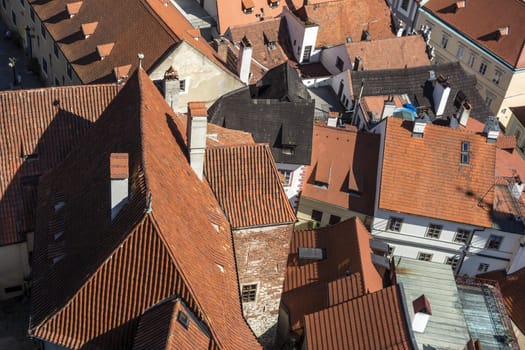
423, 0, 525, 68
302, 123, 380, 216
0, 85, 117, 246
295, 0, 394, 48
379, 117, 496, 228
30, 69, 260, 349
205, 144, 296, 229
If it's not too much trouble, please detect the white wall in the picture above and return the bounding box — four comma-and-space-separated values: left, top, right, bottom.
330, 70, 353, 111
302, 76, 331, 88
282, 8, 319, 64
320, 45, 351, 75
276, 163, 304, 211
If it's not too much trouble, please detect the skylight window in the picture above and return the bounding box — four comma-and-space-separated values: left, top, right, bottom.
461, 141, 470, 165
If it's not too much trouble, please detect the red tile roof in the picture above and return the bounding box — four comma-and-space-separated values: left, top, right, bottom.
345, 35, 430, 70
133, 298, 210, 350
30, 69, 260, 349
282, 217, 384, 330
379, 117, 496, 228
205, 144, 296, 229
296, 0, 394, 48
423, 0, 525, 68
302, 124, 380, 216
215, 0, 286, 34
303, 285, 413, 350
479, 268, 525, 335
0, 85, 117, 246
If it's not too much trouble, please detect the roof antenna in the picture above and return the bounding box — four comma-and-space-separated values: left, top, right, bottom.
137, 53, 144, 69
146, 193, 152, 213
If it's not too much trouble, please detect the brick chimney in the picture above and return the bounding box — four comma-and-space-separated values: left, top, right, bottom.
214, 37, 229, 63
187, 102, 208, 180
483, 116, 500, 143
163, 66, 179, 110
432, 75, 451, 116
498, 26, 510, 39
455, 0, 466, 10
237, 36, 253, 84
110, 153, 129, 220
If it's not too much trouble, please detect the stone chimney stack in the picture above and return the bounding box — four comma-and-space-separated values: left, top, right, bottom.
237, 36, 253, 84
163, 66, 179, 110
432, 75, 451, 116
110, 153, 129, 220
483, 116, 500, 143
187, 102, 208, 180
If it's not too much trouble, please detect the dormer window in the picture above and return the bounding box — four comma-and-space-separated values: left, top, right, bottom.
460, 141, 470, 165
242, 0, 254, 13
282, 145, 295, 155
268, 0, 279, 8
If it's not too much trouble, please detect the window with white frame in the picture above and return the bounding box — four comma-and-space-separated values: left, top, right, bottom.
454, 229, 471, 244
426, 224, 442, 239
479, 61, 488, 75
485, 235, 503, 250
387, 217, 403, 232
241, 283, 258, 302
440, 33, 449, 49
492, 69, 503, 85
485, 91, 495, 108
417, 252, 433, 261
466, 52, 476, 67
478, 263, 489, 273
179, 79, 188, 93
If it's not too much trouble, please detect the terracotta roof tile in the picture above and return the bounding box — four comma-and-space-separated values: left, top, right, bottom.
379, 117, 496, 227
424, 0, 525, 68
205, 144, 296, 228
303, 285, 413, 350
282, 218, 383, 330
215, 0, 286, 34
96, 42, 114, 59
80, 22, 97, 37
345, 35, 430, 70
296, 0, 394, 48
0, 85, 116, 246
479, 268, 525, 335
497, 135, 517, 150
66, 1, 82, 17
30, 69, 260, 349
302, 124, 380, 216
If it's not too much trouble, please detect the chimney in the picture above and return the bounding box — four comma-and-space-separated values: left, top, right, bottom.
353, 56, 363, 71
458, 101, 471, 126
110, 153, 129, 220
455, 0, 466, 10
237, 36, 253, 84
327, 112, 339, 127
214, 37, 229, 63
483, 116, 500, 143
187, 102, 208, 180
432, 75, 451, 116
412, 295, 432, 333
412, 117, 428, 138
163, 66, 180, 110
498, 26, 510, 38
511, 176, 524, 200
381, 100, 396, 119
361, 30, 371, 41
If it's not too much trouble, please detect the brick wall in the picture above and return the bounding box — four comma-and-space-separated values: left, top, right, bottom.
233, 223, 293, 349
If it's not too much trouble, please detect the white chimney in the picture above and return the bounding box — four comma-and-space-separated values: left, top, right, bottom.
381, 100, 396, 119
412, 295, 432, 333
511, 176, 524, 200
458, 101, 471, 127
433, 75, 451, 116
483, 116, 500, 143
237, 36, 253, 84
163, 66, 179, 110
412, 118, 427, 138
327, 112, 339, 127
187, 102, 208, 180
110, 153, 129, 220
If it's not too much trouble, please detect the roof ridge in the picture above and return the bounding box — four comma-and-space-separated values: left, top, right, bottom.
136, 69, 153, 198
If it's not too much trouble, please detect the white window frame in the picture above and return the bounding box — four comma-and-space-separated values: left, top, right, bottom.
179, 78, 189, 95
466, 51, 476, 67
417, 252, 433, 262
387, 217, 403, 232
440, 32, 449, 49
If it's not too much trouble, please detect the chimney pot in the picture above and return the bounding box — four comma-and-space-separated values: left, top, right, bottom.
432, 76, 451, 116
110, 153, 129, 220
187, 102, 208, 180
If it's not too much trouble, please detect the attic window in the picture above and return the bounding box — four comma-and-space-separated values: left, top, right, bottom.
460, 141, 470, 165
268, 0, 279, 8
177, 311, 190, 329
242, 0, 254, 13
282, 145, 295, 155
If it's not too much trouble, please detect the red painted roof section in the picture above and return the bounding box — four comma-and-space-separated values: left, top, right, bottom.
424, 0, 525, 68
30, 69, 260, 349
303, 285, 413, 350
205, 144, 296, 229
282, 218, 384, 330
380, 117, 496, 228
0, 85, 117, 246
302, 124, 380, 216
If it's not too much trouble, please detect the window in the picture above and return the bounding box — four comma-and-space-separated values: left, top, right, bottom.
42, 57, 48, 74
456, 45, 465, 60
241, 284, 257, 302
302, 45, 312, 62
176, 311, 190, 329
336, 56, 344, 72
41, 22, 46, 39
179, 79, 186, 92
387, 217, 403, 232
426, 224, 442, 239
445, 255, 460, 272
54, 43, 59, 58
311, 210, 323, 224
479, 61, 488, 75
461, 141, 470, 165
454, 229, 471, 244
11, 10, 17, 25
279, 169, 292, 186
313, 181, 328, 189
486, 235, 503, 250
282, 145, 295, 155
485, 92, 495, 108
440, 33, 449, 49
466, 52, 476, 67
329, 215, 341, 225
30, 8, 35, 22
67, 63, 72, 79
388, 245, 395, 256
417, 252, 433, 262
55, 78, 60, 86
492, 69, 503, 85
4, 285, 23, 294
478, 263, 489, 273
400, 0, 410, 11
